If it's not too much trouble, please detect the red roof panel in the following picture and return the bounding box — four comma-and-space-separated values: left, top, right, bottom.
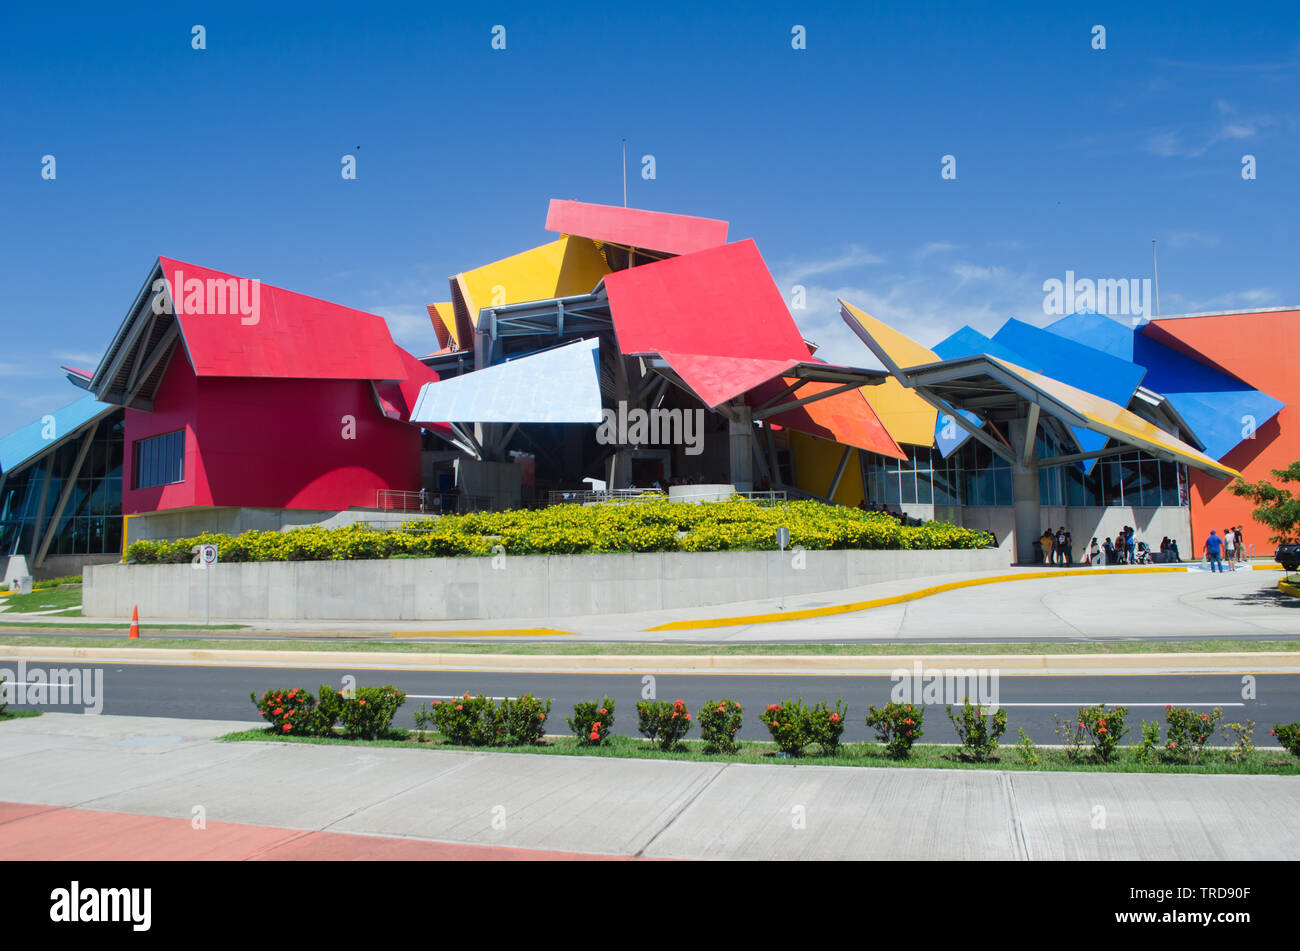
603, 240, 809, 407
158, 258, 407, 381
546, 199, 729, 256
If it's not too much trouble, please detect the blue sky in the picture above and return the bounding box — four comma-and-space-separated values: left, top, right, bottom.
1, 0, 1297, 434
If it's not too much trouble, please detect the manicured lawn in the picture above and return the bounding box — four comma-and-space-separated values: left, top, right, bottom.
0, 635, 1296, 655
0, 584, 82, 614
219, 728, 1300, 775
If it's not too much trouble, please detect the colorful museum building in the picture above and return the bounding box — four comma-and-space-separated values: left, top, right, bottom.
0, 199, 1291, 577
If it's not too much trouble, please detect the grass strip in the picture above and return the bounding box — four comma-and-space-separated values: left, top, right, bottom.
218, 728, 1300, 775
0, 636, 1298, 655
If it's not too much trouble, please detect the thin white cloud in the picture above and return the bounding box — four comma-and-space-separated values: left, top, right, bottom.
777, 246, 884, 286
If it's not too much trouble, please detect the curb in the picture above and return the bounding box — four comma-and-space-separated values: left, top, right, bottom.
2, 644, 1298, 675
1280, 579, 1300, 599
650, 565, 1191, 631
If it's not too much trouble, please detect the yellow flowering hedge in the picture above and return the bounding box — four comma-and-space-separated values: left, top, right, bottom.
123, 499, 993, 563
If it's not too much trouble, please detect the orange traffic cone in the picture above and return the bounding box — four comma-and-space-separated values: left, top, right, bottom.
128, 605, 139, 639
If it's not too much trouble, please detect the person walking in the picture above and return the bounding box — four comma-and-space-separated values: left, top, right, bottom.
1205, 530, 1225, 573
1223, 528, 1237, 570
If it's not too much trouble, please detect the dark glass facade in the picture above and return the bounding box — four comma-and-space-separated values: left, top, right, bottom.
0, 413, 124, 559
861, 430, 1188, 510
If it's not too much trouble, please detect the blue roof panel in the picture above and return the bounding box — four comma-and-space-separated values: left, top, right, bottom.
410, 337, 604, 424
0, 395, 116, 476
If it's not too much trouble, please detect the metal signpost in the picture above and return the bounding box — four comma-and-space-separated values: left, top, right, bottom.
200, 543, 218, 625
776, 526, 789, 611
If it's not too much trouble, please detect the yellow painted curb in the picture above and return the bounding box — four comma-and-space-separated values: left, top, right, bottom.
1280, 579, 1300, 599
1, 645, 1297, 675
391, 628, 578, 638
647, 566, 1188, 631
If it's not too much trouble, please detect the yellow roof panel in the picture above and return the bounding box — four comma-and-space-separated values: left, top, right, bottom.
430, 301, 458, 349
839, 298, 939, 375
991, 357, 1240, 479
454, 235, 610, 330
861, 378, 937, 448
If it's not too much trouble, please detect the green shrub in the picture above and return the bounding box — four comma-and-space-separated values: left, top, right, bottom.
1014, 728, 1039, 766
1052, 712, 1087, 762
411, 702, 435, 741
946, 699, 1007, 762
759, 699, 813, 755
568, 697, 615, 746
698, 699, 744, 753
1078, 703, 1129, 763
1133, 720, 1161, 763
0, 675, 7, 716
636, 699, 693, 750
1272, 722, 1300, 758
1221, 720, 1255, 763
865, 702, 925, 759
1164, 705, 1221, 764
339, 686, 406, 740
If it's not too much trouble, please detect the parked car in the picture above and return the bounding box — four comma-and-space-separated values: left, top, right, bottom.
1275, 543, 1300, 572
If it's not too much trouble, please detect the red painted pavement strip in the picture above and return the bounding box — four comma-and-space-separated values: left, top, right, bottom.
0, 802, 629, 861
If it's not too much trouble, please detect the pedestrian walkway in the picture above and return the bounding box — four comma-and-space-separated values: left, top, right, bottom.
2, 714, 1296, 860
2, 562, 1291, 643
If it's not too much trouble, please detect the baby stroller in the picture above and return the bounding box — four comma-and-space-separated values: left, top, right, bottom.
1135, 541, 1155, 565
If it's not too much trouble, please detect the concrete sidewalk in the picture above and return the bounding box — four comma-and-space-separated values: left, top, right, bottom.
2, 563, 1293, 643
2, 713, 1297, 860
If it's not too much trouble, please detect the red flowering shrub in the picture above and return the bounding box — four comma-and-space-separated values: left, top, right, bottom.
1077, 703, 1129, 763
1164, 705, 1221, 764
250, 686, 340, 737
501, 694, 552, 746
636, 699, 693, 751
568, 697, 615, 746
423, 693, 552, 746
808, 698, 848, 755
1273, 722, 1300, 758
758, 699, 814, 755
698, 698, 744, 754
338, 685, 406, 740
865, 702, 925, 759
430, 693, 502, 745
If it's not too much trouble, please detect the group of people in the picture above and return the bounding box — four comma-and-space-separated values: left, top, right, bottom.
856, 500, 925, 526
1038, 524, 1187, 566
1203, 526, 1248, 572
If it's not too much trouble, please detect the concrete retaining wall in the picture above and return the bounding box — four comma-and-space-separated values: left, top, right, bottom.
84, 547, 1007, 621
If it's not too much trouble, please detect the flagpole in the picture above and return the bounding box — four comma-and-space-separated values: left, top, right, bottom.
622, 138, 627, 207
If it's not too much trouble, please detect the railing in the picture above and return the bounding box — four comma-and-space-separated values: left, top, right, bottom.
375, 490, 492, 514
545, 488, 787, 506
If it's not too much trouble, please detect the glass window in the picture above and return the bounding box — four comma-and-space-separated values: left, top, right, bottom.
1101, 461, 1123, 506
1138, 457, 1162, 507
133, 430, 185, 489
1159, 461, 1180, 507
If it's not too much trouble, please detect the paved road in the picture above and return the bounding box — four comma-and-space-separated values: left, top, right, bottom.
4, 657, 1293, 744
